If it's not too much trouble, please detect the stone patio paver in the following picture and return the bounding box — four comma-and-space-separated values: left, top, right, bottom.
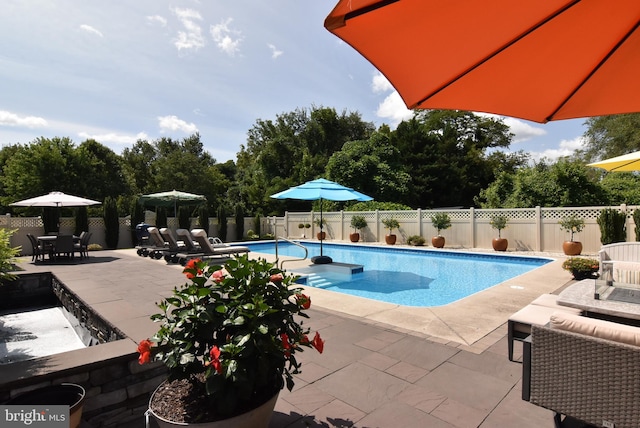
11, 247, 574, 427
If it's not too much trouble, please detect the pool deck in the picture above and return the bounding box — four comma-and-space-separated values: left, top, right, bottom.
12, 245, 590, 427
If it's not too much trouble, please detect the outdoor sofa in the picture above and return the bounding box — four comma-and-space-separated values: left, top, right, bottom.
522, 311, 640, 428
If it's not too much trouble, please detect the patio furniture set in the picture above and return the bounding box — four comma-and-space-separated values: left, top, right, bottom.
27, 232, 92, 262
510, 242, 640, 427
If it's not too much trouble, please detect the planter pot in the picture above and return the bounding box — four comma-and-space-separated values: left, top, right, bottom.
385, 234, 396, 245
563, 241, 583, 256
492, 238, 508, 252
432, 236, 445, 248
317, 232, 326, 240
571, 269, 598, 281
7, 383, 85, 428
148, 383, 279, 428
349, 232, 360, 243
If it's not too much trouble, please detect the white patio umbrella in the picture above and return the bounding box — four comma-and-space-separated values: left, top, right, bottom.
10, 191, 101, 207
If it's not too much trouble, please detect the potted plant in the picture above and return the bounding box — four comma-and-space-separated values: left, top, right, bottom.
562, 257, 599, 280
559, 215, 585, 255
314, 218, 327, 240
490, 215, 509, 251
349, 215, 367, 242
431, 213, 451, 248
381, 217, 400, 245
138, 255, 324, 427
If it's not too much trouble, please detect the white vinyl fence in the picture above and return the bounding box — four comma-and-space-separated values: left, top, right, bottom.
3, 205, 638, 256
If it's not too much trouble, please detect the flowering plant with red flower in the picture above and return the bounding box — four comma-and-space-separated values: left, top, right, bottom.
137, 254, 324, 423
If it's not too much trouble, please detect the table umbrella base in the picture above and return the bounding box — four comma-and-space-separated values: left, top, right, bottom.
311, 255, 333, 264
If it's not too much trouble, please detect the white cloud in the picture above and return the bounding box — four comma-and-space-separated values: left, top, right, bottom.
172, 8, 205, 51
268, 43, 283, 59
501, 117, 547, 144
146, 15, 167, 27
372, 72, 393, 93
376, 92, 413, 127
210, 18, 242, 56
370, 73, 412, 127
158, 115, 198, 134
529, 136, 587, 163
0, 110, 47, 128
78, 131, 149, 145
79, 25, 103, 38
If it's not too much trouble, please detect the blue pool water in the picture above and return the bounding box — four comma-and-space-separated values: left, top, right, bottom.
245, 242, 551, 307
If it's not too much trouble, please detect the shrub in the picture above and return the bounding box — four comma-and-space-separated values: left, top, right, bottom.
0, 228, 20, 282
350, 215, 367, 232
431, 213, 451, 235
217, 206, 227, 241
597, 208, 626, 245
381, 218, 400, 234
490, 215, 508, 238
103, 196, 119, 249
407, 235, 426, 246
559, 215, 585, 242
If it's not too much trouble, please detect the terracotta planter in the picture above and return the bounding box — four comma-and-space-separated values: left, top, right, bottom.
385, 234, 396, 245
349, 232, 360, 242
563, 241, 583, 256
432, 236, 445, 248
149, 383, 279, 428
492, 238, 508, 252
317, 232, 326, 240
7, 383, 85, 428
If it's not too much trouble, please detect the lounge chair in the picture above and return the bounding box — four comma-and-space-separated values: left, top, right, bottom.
142, 227, 168, 259
191, 229, 251, 257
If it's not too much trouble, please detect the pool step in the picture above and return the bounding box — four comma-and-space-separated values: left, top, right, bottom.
305, 273, 333, 288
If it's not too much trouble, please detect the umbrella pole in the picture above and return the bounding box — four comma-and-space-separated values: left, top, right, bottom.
312, 198, 332, 264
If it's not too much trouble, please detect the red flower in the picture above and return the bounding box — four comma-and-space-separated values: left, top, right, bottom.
209, 346, 222, 374
211, 269, 225, 283
270, 273, 284, 283
183, 259, 202, 279
137, 339, 153, 364
296, 293, 311, 309
311, 332, 324, 354
280, 333, 291, 357
300, 334, 310, 345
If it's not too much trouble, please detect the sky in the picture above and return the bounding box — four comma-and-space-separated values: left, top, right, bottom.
0, 1, 588, 164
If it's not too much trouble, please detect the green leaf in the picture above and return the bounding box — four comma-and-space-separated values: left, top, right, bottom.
233, 316, 245, 325
237, 334, 251, 347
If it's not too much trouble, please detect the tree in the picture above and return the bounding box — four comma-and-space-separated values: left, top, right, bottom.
236, 106, 375, 215
579, 113, 640, 162
477, 159, 607, 208
391, 110, 520, 208
325, 131, 410, 203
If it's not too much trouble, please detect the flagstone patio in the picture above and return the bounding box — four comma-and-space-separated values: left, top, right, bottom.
10, 247, 594, 427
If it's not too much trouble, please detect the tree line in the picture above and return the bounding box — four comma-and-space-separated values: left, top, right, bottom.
2, 107, 640, 220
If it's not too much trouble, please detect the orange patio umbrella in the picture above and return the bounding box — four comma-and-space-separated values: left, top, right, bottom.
324, 0, 640, 123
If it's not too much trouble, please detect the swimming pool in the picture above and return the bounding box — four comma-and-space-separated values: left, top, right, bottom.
245, 241, 551, 307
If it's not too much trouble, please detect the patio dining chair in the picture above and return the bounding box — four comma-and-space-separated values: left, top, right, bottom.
54, 234, 75, 259
26, 233, 45, 262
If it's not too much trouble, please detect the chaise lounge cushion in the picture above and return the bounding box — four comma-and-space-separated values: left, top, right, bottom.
550, 311, 640, 347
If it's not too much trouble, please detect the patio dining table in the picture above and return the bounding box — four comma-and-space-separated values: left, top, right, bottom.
37, 235, 80, 261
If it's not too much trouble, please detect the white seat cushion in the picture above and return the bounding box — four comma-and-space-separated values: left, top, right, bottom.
550, 311, 640, 347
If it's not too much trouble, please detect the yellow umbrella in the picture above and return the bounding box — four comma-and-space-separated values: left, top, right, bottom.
587, 151, 640, 172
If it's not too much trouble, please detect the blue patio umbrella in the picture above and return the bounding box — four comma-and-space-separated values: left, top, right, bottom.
270, 178, 373, 264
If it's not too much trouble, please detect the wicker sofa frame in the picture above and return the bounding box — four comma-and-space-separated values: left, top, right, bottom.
523, 324, 640, 428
